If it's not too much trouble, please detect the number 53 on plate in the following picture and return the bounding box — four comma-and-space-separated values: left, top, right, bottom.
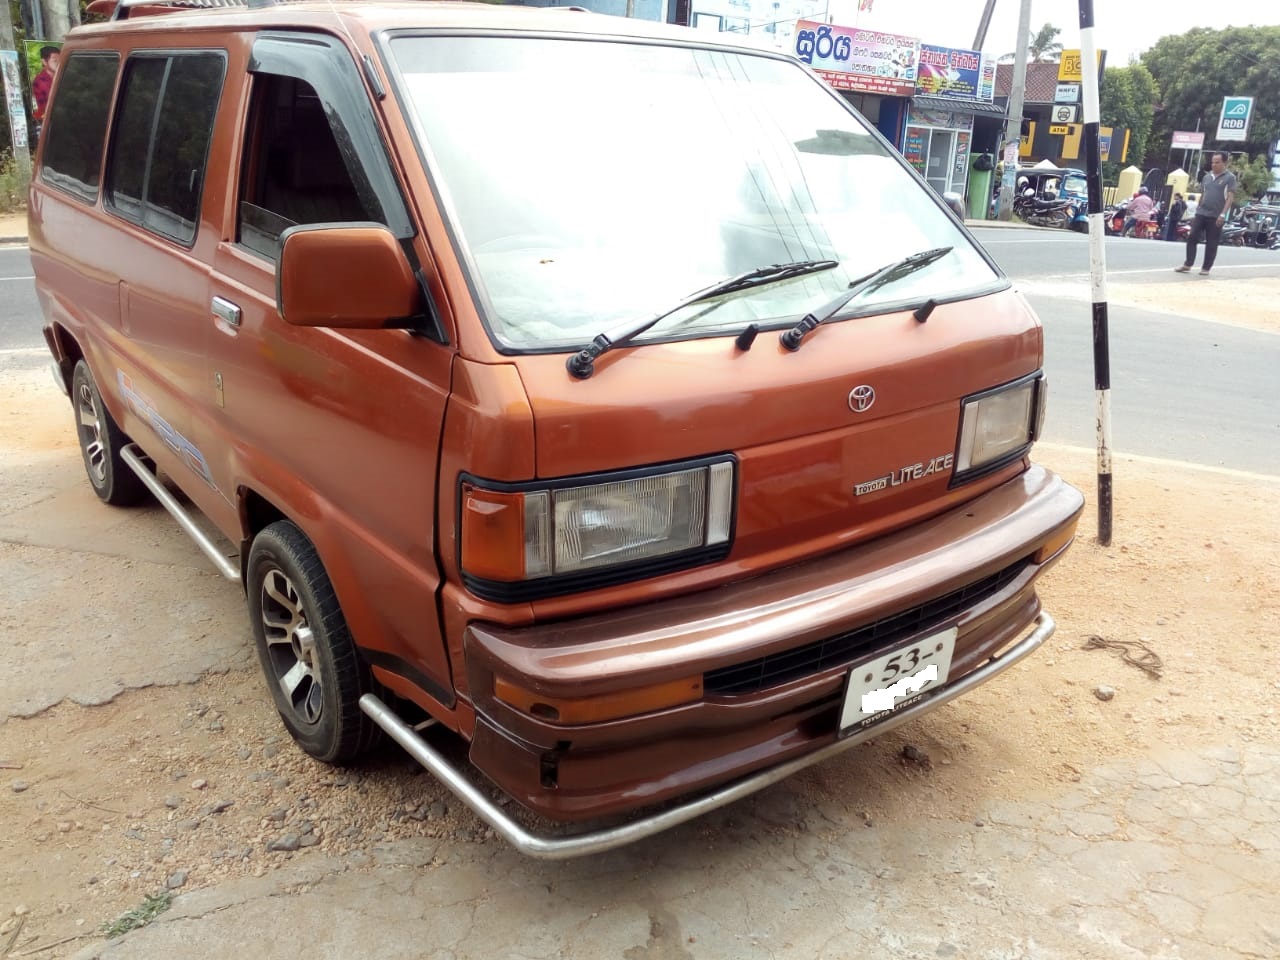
839, 627, 958, 733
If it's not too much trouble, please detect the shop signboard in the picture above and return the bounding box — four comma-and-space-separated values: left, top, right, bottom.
1058, 49, 1105, 82
916, 44, 993, 101
1216, 96, 1253, 142
953, 129, 971, 177
978, 55, 996, 101
795, 21, 919, 98
1055, 83, 1080, 103
1, 50, 30, 154
903, 127, 926, 175
1171, 130, 1205, 149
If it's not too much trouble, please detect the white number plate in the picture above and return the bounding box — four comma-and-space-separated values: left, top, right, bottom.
838, 627, 957, 733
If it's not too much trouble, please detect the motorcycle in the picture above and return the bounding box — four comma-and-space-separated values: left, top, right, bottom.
1011, 166, 1090, 231
1014, 190, 1077, 229
1105, 200, 1129, 235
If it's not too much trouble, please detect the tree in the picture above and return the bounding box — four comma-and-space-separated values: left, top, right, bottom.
1000, 23, 1063, 63
1028, 23, 1063, 63
1099, 63, 1160, 183
1142, 26, 1280, 160
1231, 153, 1273, 204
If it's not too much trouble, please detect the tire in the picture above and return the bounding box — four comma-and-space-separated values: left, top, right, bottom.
71, 360, 149, 506
247, 520, 381, 763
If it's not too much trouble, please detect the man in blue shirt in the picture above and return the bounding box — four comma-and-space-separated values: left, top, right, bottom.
1175, 152, 1236, 276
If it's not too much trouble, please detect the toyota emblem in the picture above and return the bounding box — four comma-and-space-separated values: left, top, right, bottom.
848, 385, 876, 413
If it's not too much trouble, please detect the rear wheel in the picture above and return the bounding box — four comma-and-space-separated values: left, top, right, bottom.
71, 360, 149, 506
247, 520, 381, 763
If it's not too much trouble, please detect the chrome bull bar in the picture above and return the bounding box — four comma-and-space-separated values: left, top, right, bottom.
360, 611, 1055, 860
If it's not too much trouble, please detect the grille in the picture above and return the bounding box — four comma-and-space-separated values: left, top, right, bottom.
703, 560, 1028, 695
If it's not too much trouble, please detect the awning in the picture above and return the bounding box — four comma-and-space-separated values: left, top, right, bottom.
911, 95, 1009, 119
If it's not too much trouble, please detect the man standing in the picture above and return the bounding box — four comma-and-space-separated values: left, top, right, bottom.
31, 45, 60, 125
1175, 152, 1236, 276
1164, 192, 1187, 241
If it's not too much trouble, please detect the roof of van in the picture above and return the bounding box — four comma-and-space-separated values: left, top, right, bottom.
75, 0, 773, 53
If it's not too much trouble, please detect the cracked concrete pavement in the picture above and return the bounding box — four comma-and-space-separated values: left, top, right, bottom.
61, 743, 1280, 960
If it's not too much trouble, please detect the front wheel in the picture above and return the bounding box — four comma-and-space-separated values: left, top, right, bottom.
247, 521, 381, 763
71, 360, 149, 506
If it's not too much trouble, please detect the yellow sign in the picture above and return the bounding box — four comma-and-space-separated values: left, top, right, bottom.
1060, 124, 1083, 160
1049, 125, 1071, 135
1019, 121, 1037, 158
1058, 49, 1105, 82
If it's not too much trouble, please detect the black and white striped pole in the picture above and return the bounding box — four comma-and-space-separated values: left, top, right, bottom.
1078, 0, 1112, 545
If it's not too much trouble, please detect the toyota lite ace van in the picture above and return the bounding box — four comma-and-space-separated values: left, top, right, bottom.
30, 0, 1083, 856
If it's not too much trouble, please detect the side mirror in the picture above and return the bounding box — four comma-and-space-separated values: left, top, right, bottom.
277, 223, 419, 329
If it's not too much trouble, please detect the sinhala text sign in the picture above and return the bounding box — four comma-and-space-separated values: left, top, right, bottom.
915, 44, 995, 102
1217, 96, 1254, 142
795, 21, 919, 98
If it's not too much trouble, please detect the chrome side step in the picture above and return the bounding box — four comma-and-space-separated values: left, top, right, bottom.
360, 612, 1056, 860
120, 444, 241, 582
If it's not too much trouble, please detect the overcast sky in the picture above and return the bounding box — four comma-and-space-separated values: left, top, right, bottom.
824, 0, 1280, 63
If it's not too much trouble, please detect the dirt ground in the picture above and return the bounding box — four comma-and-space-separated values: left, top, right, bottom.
1, 228, 1278, 956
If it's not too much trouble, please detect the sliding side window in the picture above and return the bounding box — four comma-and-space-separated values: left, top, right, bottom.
40, 53, 120, 203
105, 52, 226, 245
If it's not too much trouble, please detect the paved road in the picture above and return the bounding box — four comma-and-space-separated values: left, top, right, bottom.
0, 245, 40, 357
969, 226, 1280, 475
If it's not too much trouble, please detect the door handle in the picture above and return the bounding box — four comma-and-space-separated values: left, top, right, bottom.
212, 296, 242, 328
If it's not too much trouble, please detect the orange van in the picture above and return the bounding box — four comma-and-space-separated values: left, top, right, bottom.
31, 0, 1083, 857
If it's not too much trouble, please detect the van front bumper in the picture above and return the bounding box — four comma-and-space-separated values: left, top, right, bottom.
451, 464, 1083, 824
361, 610, 1056, 859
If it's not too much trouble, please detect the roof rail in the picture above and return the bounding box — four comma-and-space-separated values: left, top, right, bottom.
88, 0, 588, 19
87, 0, 295, 21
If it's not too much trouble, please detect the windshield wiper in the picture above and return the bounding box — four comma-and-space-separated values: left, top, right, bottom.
779, 246, 953, 351
566, 259, 839, 379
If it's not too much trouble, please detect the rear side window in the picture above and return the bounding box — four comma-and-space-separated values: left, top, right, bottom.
40, 53, 120, 203
106, 52, 226, 245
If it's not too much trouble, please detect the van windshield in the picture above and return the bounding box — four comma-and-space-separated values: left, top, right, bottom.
389, 36, 999, 352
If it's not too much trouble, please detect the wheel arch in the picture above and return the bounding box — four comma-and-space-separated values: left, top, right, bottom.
44, 322, 85, 395
237, 487, 288, 587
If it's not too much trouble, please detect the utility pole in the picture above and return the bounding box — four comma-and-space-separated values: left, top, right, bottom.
1, 0, 33, 181
973, 0, 998, 51
1078, 0, 1112, 545
40, 0, 72, 41
996, 0, 1032, 220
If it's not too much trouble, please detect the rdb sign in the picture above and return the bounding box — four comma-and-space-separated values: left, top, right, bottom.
1217, 96, 1254, 142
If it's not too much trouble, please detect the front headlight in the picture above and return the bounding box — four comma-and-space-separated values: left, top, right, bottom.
954, 373, 1045, 482
461, 457, 735, 601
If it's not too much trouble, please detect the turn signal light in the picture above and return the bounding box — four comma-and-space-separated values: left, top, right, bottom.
1032, 519, 1079, 564
494, 675, 703, 724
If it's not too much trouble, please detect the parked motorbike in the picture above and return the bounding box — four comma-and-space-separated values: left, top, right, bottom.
1220, 222, 1246, 247
1105, 200, 1129, 235
1014, 191, 1077, 229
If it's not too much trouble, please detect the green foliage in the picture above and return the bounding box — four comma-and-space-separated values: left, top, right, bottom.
1000, 22, 1064, 64
1142, 26, 1280, 158
1100, 63, 1160, 183
1232, 153, 1273, 203
0, 151, 30, 213
1028, 24, 1064, 63
102, 892, 173, 938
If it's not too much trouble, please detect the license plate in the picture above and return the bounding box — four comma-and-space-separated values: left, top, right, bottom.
838, 627, 957, 733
